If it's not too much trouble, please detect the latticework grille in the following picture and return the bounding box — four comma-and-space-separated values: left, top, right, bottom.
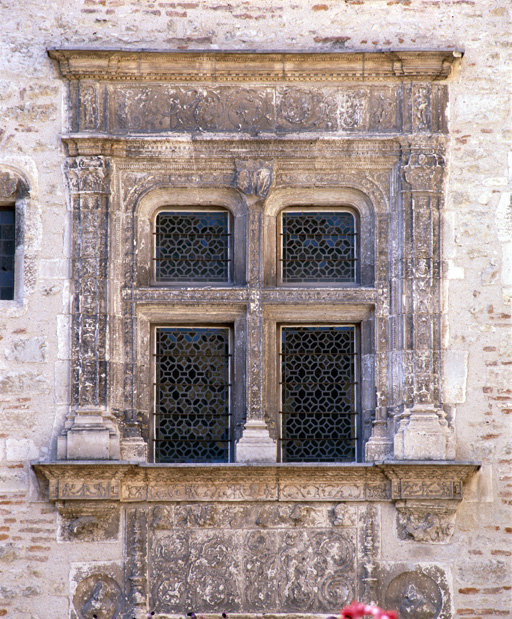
281, 326, 357, 462
281, 211, 356, 283
155, 210, 230, 282
0, 207, 15, 300
155, 327, 231, 462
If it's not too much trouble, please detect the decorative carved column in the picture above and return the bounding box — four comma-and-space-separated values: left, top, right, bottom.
58, 155, 120, 460
234, 160, 277, 462
394, 151, 454, 460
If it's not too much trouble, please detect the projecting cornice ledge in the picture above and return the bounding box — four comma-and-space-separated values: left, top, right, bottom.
33, 461, 479, 504
48, 49, 462, 82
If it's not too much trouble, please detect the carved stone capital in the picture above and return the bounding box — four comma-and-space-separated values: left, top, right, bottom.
393, 405, 455, 460
66, 155, 111, 194
395, 500, 458, 543
402, 152, 444, 191
234, 159, 274, 198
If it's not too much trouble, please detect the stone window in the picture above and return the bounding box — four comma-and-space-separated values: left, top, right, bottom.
0, 205, 15, 299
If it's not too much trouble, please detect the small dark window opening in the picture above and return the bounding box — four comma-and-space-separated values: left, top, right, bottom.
0, 206, 15, 300
281, 210, 357, 284
155, 210, 231, 283
154, 327, 231, 463
280, 325, 359, 462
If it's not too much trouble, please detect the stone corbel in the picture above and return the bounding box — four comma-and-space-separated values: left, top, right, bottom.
379, 462, 478, 543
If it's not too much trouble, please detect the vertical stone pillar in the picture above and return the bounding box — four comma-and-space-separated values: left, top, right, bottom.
58, 155, 120, 460
394, 151, 454, 460
233, 160, 277, 462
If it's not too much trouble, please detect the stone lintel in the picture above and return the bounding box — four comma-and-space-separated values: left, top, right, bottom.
48, 49, 461, 82
33, 461, 479, 506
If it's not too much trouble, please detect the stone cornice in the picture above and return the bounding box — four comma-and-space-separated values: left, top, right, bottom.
61, 135, 411, 160
33, 461, 479, 504
48, 49, 461, 82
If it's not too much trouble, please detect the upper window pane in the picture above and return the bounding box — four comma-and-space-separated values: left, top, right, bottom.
155, 210, 230, 283
281, 210, 356, 284
0, 207, 15, 300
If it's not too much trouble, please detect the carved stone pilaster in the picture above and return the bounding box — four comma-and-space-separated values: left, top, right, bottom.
58, 155, 120, 460
125, 507, 148, 618
394, 151, 454, 460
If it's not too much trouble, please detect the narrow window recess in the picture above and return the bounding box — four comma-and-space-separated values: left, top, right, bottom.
280, 325, 359, 462
154, 326, 232, 463
280, 209, 357, 284
0, 205, 15, 300
154, 209, 231, 284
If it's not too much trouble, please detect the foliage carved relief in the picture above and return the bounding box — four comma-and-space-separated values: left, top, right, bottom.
149, 528, 356, 614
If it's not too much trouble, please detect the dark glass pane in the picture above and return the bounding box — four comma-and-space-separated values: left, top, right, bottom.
155, 327, 230, 462
282, 211, 356, 283
0, 207, 15, 300
281, 326, 357, 462
155, 211, 230, 282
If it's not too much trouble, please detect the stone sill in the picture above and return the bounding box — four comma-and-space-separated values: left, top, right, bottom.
33, 460, 479, 504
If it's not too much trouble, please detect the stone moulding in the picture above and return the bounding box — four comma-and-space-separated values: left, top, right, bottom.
33, 461, 478, 505
48, 49, 461, 82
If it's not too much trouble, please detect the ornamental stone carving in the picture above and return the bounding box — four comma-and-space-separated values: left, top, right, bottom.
395, 501, 457, 543
73, 574, 123, 619
234, 159, 274, 198
403, 153, 445, 192
385, 570, 446, 619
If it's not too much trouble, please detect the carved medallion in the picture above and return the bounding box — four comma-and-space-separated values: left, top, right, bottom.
73, 575, 123, 619
385, 572, 442, 619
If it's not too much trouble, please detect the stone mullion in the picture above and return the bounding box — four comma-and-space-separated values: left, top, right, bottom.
235, 161, 276, 462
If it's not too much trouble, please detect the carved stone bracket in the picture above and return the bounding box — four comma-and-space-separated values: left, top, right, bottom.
234, 159, 274, 198
395, 500, 458, 543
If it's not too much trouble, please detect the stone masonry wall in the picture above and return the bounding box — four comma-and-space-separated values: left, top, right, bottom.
0, 1, 511, 617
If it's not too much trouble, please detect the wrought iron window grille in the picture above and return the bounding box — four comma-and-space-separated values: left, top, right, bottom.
0, 206, 15, 300
154, 209, 232, 283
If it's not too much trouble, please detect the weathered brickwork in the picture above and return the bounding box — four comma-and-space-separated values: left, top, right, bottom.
1, 1, 511, 618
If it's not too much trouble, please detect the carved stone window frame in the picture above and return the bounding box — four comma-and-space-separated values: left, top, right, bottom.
136, 302, 247, 462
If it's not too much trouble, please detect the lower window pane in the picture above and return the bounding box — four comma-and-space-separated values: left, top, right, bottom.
281, 325, 357, 462
155, 327, 231, 462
